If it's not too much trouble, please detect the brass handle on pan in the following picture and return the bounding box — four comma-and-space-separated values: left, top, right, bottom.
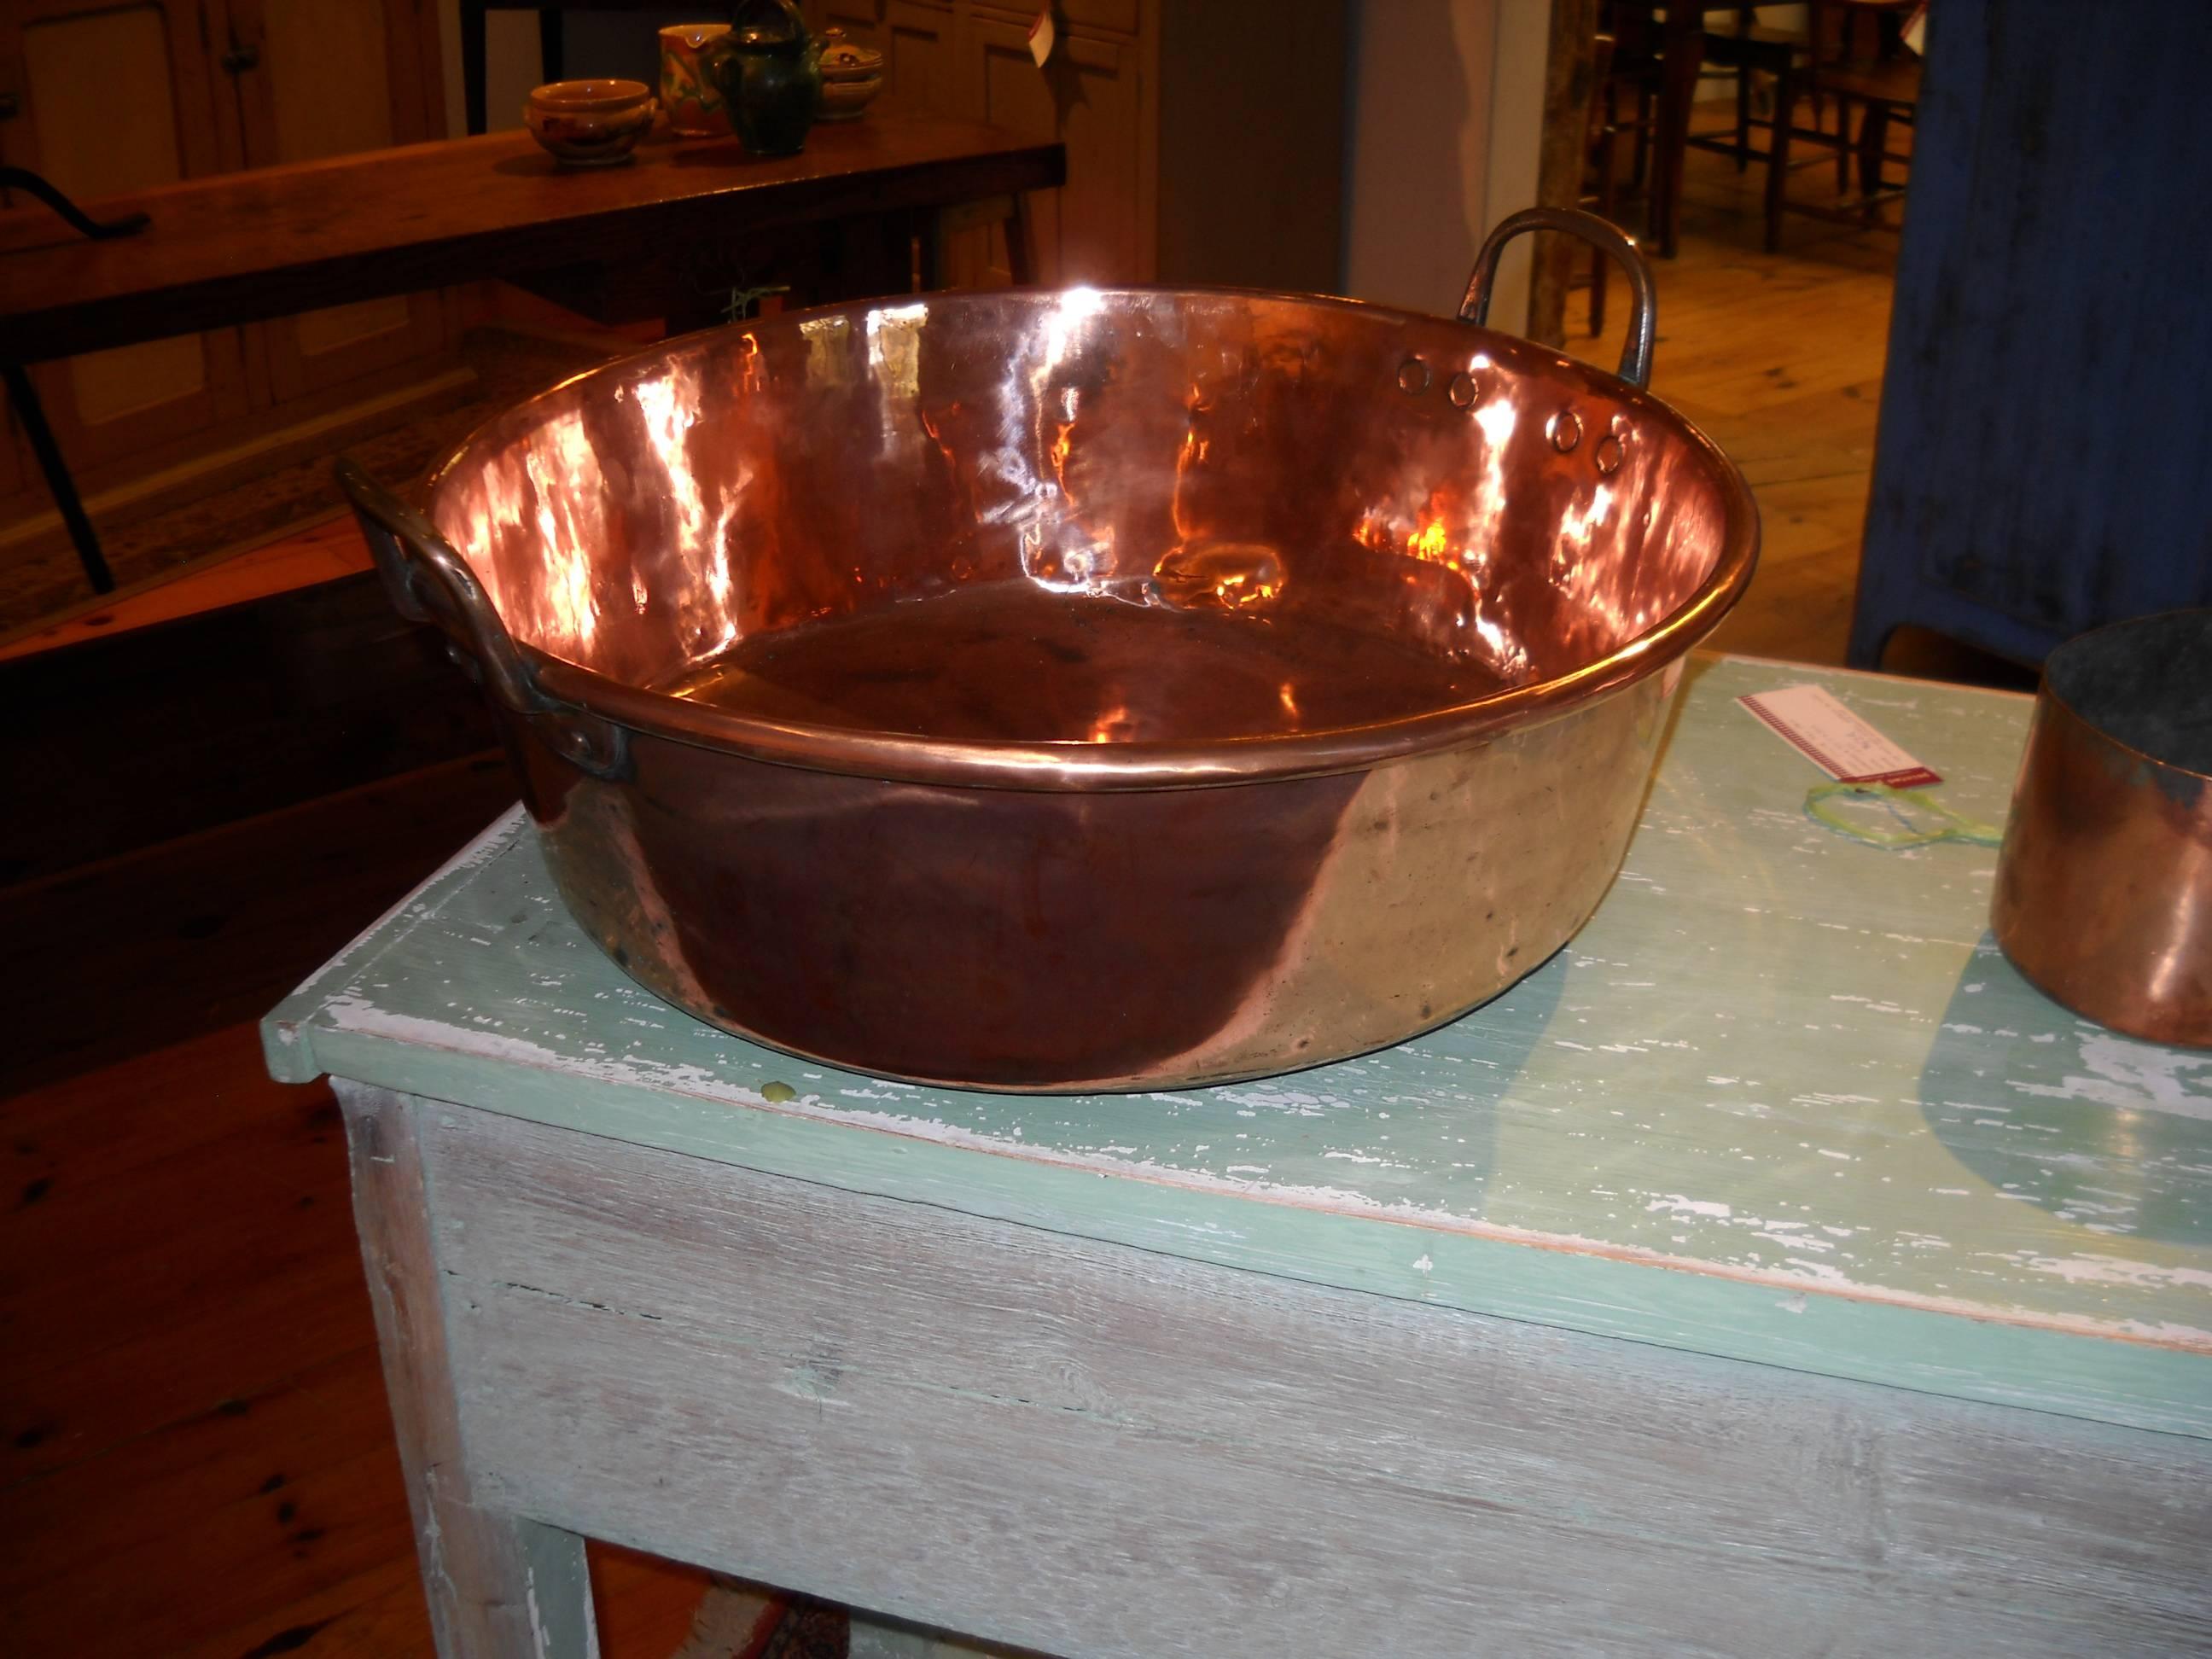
335, 457, 632, 781
1458, 206, 1657, 390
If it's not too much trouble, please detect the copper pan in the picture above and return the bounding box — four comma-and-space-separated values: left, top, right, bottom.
1993, 609, 2212, 1048
338, 208, 1758, 1091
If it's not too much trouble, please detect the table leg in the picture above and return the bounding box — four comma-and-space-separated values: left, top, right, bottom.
461, 0, 489, 136
1651, 7, 1706, 258
336, 1080, 599, 1657
538, 8, 565, 89
3, 361, 114, 595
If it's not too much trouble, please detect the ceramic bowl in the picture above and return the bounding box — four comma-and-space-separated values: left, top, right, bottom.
818, 72, 883, 121
815, 28, 884, 122
525, 79, 658, 166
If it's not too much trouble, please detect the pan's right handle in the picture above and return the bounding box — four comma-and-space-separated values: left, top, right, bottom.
335, 457, 631, 781
1457, 207, 1656, 390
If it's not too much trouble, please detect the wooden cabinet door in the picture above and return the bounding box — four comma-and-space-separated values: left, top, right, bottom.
0, 1, 253, 474
805, 0, 959, 114
215, 0, 449, 405
960, 11, 1148, 285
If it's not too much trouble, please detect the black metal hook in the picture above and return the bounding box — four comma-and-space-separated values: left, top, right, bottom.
2, 166, 149, 241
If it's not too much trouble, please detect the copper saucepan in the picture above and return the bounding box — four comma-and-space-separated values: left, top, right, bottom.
1994, 608, 2212, 1048
338, 208, 1759, 1091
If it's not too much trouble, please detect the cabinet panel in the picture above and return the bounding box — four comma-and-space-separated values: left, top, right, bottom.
972, 0, 1138, 38
806, 0, 958, 113
966, 15, 1144, 284
224, 0, 448, 404
886, 0, 960, 114
4, 2, 253, 472
810, 0, 891, 60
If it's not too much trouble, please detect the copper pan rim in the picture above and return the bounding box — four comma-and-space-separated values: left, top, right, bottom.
428, 284, 1761, 793
2040, 606, 2212, 785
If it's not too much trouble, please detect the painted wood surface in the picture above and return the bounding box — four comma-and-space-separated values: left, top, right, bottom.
422, 1097, 2212, 1657
265, 655, 2212, 1436
336, 1081, 600, 1657
1849, 0, 2212, 666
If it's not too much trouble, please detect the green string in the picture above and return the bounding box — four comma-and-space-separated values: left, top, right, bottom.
1802, 781, 2005, 849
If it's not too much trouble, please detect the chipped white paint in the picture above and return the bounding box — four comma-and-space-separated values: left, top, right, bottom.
2008, 1031, 2212, 1121
1648, 1195, 1733, 1220
267, 658, 2212, 1437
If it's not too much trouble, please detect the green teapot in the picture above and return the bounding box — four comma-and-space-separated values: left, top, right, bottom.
704, 0, 822, 158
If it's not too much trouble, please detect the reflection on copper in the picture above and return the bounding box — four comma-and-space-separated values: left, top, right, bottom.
800, 314, 849, 387
515, 409, 606, 649
864, 301, 927, 445
1154, 541, 1284, 611
634, 367, 707, 555
1086, 702, 1134, 744
1050, 420, 1075, 500
418, 285, 1752, 785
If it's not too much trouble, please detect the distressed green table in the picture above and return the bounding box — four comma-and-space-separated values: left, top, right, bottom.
265, 655, 2212, 1657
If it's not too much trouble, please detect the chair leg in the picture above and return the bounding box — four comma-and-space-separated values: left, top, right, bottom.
1765, 69, 1796, 253
1735, 66, 1753, 172
1592, 131, 1616, 337
1632, 86, 1652, 190
538, 7, 564, 86
1004, 192, 1036, 285
1859, 102, 1890, 217
460, 0, 488, 136
1835, 97, 1854, 195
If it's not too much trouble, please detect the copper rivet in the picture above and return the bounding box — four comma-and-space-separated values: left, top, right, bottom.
1550, 410, 1582, 452
1447, 370, 1480, 409
1594, 432, 1625, 474
1397, 358, 1430, 394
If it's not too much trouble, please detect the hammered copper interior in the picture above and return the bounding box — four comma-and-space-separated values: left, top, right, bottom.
427, 288, 1745, 783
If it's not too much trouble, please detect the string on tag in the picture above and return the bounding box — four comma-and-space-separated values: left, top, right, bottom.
1803, 782, 2004, 849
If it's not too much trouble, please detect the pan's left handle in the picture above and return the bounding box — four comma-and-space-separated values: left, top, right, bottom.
1457, 207, 1656, 390
335, 457, 631, 781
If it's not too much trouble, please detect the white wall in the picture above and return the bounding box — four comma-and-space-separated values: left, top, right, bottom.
1339, 0, 1550, 331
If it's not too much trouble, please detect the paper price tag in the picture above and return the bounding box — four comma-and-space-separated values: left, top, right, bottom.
1737, 684, 1941, 787
1027, 6, 1056, 67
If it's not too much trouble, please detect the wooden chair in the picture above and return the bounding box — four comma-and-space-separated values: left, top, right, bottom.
1575, 31, 1662, 336
1692, 6, 1811, 178
1815, 1, 1923, 207
1774, 0, 1923, 238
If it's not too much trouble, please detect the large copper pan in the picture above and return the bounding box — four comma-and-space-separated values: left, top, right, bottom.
341, 209, 1757, 1091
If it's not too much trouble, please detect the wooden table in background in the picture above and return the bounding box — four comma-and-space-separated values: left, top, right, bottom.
264, 655, 2212, 1656
0, 114, 1062, 589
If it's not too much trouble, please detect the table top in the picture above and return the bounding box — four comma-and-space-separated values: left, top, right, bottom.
0, 112, 1063, 364
265, 654, 2212, 1439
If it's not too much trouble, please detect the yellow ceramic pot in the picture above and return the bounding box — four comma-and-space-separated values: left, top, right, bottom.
659, 23, 733, 137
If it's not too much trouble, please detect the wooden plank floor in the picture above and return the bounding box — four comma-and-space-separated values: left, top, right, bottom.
1, 129, 2011, 1657
1568, 112, 2026, 689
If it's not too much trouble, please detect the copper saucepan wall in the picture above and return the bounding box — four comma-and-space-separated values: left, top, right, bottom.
340, 208, 1760, 1091
1994, 608, 2212, 1048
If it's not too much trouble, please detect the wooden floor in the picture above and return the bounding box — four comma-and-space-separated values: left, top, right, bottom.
1, 126, 2005, 1658
1567, 110, 2023, 688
